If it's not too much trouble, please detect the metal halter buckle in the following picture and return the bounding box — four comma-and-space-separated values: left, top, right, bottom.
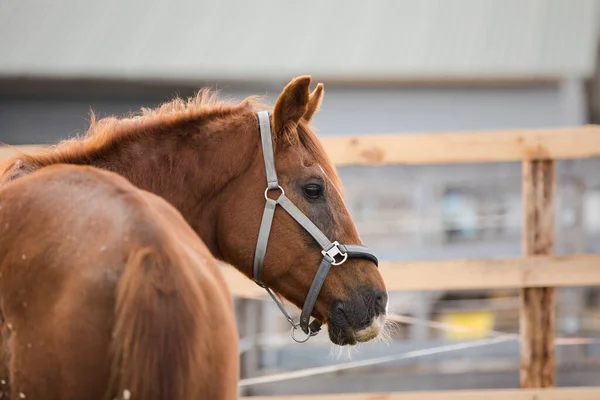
321, 241, 348, 266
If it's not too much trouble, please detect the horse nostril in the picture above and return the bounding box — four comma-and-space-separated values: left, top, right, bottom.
373, 291, 388, 315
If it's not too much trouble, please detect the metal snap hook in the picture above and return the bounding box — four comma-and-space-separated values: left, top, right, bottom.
290, 324, 312, 343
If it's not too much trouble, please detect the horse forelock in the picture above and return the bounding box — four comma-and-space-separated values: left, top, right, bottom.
295, 120, 343, 193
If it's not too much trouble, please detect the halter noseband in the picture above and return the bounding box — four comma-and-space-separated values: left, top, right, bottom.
252, 111, 379, 343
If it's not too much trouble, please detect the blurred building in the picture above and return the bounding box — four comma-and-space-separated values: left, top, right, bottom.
2, 0, 600, 394
1, 0, 598, 138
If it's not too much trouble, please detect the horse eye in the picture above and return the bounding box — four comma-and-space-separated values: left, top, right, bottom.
303, 184, 323, 200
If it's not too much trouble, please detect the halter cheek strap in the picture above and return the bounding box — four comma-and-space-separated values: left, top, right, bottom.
252, 111, 379, 342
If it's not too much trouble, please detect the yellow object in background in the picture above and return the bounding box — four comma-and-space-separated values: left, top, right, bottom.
442, 310, 494, 340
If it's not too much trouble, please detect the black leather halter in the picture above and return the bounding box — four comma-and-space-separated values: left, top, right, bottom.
252, 111, 379, 343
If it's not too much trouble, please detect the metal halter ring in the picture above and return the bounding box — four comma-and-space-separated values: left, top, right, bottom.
290, 324, 312, 343
264, 185, 285, 201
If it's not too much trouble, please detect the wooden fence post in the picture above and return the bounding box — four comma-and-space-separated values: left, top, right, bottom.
520, 160, 556, 388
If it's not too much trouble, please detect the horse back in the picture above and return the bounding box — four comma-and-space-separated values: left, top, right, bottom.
0, 164, 238, 400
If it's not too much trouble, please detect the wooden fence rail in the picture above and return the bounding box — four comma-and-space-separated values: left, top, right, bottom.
323, 126, 600, 165
220, 254, 600, 297
246, 387, 600, 400
3, 125, 600, 397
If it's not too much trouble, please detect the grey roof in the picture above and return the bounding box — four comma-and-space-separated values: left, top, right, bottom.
1, 0, 599, 82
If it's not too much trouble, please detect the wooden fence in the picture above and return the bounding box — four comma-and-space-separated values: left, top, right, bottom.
246, 387, 600, 399
4, 125, 600, 399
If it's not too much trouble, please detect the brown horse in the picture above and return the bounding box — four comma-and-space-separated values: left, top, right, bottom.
2, 75, 388, 343
0, 164, 239, 399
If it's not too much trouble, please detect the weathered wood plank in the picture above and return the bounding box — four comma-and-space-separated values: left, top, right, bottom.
322, 126, 600, 165
220, 254, 600, 297
244, 387, 600, 400
520, 160, 555, 388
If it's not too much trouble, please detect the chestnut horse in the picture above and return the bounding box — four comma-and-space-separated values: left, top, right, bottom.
0, 164, 239, 399
1, 75, 387, 380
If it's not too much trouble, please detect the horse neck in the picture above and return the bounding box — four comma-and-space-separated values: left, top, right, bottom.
80, 117, 258, 257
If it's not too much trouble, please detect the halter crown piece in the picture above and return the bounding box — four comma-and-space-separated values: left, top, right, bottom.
252, 111, 379, 343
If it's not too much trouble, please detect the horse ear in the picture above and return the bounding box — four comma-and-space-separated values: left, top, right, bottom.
272, 76, 311, 137
303, 83, 324, 123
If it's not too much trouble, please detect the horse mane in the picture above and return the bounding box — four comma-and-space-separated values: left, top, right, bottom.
1, 88, 342, 189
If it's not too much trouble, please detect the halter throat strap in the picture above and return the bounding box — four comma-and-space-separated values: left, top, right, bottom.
252, 111, 378, 340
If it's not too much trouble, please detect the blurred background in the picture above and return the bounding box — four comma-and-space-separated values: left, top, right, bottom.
2, 0, 600, 396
